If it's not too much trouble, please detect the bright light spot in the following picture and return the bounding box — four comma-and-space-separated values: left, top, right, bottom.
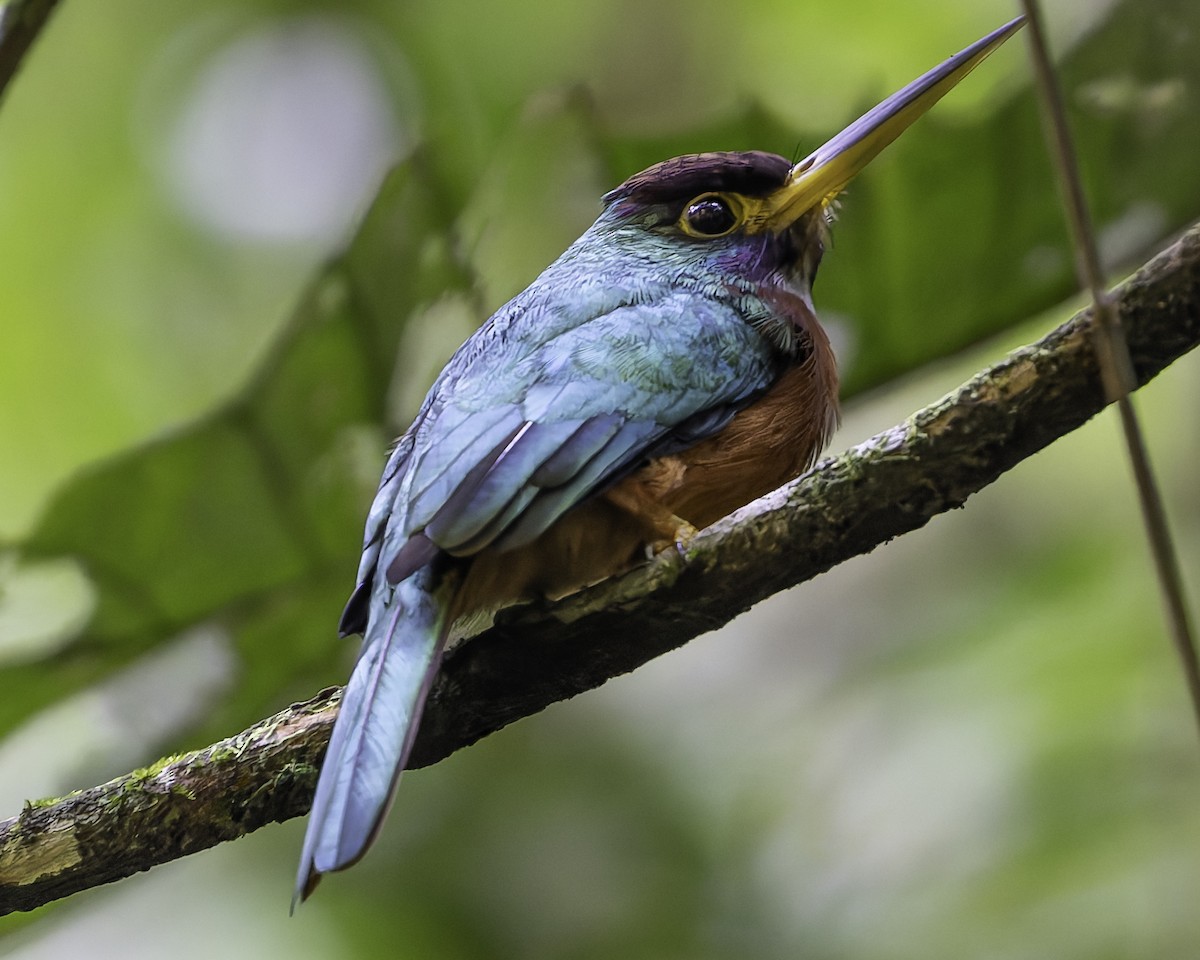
821, 312, 856, 374
1098, 201, 1167, 270
0, 626, 235, 810
0, 555, 94, 664
166, 18, 403, 243
1022, 243, 1067, 283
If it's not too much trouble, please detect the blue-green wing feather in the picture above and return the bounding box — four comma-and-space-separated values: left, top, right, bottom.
380, 288, 778, 570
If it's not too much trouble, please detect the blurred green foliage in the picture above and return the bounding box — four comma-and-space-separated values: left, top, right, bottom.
1, 0, 1199, 956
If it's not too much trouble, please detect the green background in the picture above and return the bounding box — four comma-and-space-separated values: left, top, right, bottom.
1, 0, 1199, 956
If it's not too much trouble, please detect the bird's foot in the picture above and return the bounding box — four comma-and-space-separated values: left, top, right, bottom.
646, 518, 699, 560
603, 483, 699, 560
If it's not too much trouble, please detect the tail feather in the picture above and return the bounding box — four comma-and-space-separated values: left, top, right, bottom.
294, 565, 449, 907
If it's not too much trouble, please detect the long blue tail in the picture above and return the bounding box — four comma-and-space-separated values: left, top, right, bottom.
294, 565, 449, 906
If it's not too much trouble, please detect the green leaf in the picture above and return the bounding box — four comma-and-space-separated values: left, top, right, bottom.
4, 156, 468, 739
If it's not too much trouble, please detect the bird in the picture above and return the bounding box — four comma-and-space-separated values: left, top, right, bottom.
294, 16, 1025, 904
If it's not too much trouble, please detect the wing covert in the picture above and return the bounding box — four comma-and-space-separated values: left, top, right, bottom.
347, 285, 781, 609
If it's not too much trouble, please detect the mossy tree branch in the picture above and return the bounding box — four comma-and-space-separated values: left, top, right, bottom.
1, 223, 1198, 916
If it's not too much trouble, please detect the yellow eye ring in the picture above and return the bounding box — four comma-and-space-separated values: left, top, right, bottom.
678, 192, 745, 238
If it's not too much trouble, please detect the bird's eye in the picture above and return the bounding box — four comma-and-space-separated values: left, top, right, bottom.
681, 194, 739, 237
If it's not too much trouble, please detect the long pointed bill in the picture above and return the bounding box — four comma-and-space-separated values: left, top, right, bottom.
755, 16, 1025, 230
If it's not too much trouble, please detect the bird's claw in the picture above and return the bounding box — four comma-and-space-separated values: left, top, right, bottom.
646, 520, 700, 560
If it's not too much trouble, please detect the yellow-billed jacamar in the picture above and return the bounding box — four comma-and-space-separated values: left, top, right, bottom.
295, 17, 1025, 903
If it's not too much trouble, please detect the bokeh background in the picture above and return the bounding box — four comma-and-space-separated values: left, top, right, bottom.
2, 0, 1199, 956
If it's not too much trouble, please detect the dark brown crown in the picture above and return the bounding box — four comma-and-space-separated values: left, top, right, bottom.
603, 151, 791, 208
